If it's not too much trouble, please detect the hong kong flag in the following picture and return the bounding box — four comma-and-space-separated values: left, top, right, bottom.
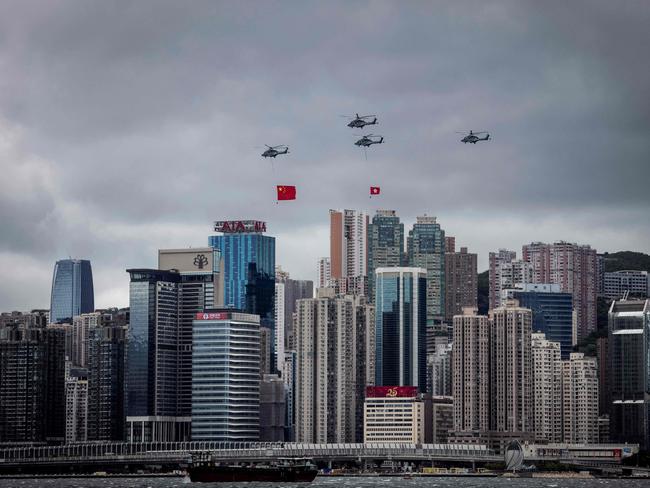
276, 185, 296, 201
370, 186, 381, 196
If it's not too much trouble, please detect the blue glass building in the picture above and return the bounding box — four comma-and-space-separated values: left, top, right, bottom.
50, 259, 94, 323
375, 267, 427, 390
208, 233, 275, 312
506, 284, 573, 359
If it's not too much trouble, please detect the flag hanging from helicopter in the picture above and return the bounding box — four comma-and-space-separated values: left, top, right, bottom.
370, 186, 380, 196
276, 185, 296, 201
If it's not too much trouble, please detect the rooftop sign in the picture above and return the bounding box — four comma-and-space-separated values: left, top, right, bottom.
365, 386, 418, 398
214, 220, 267, 234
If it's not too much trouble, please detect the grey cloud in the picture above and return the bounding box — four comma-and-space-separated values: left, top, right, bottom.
0, 0, 649, 310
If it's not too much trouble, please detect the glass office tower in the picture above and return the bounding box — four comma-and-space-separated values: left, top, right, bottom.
407, 216, 446, 325
375, 267, 427, 390
50, 259, 94, 323
505, 284, 573, 359
367, 210, 404, 304
608, 299, 650, 450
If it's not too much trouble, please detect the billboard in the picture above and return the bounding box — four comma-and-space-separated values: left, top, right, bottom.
195, 312, 230, 321
365, 386, 418, 398
214, 220, 267, 233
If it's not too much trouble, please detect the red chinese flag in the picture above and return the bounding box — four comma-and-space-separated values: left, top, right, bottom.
276, 185, 296, 201
370, 186, 381, 195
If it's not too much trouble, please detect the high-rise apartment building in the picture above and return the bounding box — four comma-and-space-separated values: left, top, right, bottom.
329, 209, 368, 296
282, 350, 297, 441
489, 300, 533, 435
522, 242, 598, 342
71, 312, 102, 367
294, 290, 373, 443
275, 267, 313, 356
191, 311, 261, 442
259, 374, 286, 442
50, 259, 94, 324
0, 326, 66, 443
608, 299, 650, 449
488, 250, 533, 310
562, 352, 599, 444
407, 216, 446, 325
452, 308, 490, 433
317, 257, 331, 288
531, 333, 562, 443
65, 366, 88, 443
444, 241, 478, 322
368, 210, 404, 303
504, 284, 573, 359
375, 268, 427, 390
87, 325, 126, 441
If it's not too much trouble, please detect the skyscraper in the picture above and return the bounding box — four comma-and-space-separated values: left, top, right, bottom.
505, 284, 573, 359
444, 241, 478, 322
522, 242, 598, 342
531, 332, 562, 443
407, 216, 446, 326
71, 312, 101, 367
294, 290, 373, 443
608, 299, 650, 449
125, 268, 190, 442
275, 267, 313, 361
489, 300, 533, 435
159, 247, 225, 416
562, 352, 599, 444
452, 308, 490, 433
87, 325, 126, 441
65, 366, 88, 443
50, 259, 94, 324
429, 343, 452, 396
374, 267, 427, 390
368, 210, 404, 303
191, 311, 261, 442
329, 209, 368, 295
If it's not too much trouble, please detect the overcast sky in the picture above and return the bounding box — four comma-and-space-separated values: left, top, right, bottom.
1, 0, 649, 311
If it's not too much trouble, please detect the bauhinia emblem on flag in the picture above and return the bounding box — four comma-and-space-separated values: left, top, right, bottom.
276, 185, 296, 201
370, 186, 381, 195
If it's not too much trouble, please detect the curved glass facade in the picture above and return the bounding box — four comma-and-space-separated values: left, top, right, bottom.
50, 259, 94, 323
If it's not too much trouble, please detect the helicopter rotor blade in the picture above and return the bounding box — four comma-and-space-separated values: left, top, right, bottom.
358, 114, 377, 119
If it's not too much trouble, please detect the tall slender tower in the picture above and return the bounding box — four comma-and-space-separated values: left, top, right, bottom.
407, 216, 446, 326
452, 308, 490, 433
368, 210, 404, 303
531, 332, 562, 442
562, 352, 599, 444
445, 242, 478, 322
329, 209, 368, 295
489, 300, 533, 434
50, 259, 94, 324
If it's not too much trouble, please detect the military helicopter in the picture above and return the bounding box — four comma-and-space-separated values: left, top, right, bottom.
261, 145, 289, 158
457, 130, 490, 144
341, 113, 378, 129
354, 134, 384, 147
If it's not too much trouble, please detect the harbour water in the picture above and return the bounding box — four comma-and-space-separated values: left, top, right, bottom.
0, 477, 649, 488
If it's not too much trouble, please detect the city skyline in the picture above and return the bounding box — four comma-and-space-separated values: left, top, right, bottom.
1, 1, 650, 311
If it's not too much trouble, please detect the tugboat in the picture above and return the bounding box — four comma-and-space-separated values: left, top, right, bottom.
188, 457, 318, 483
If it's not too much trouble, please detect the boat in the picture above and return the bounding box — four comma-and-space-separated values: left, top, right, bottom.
188, 458, 318, 483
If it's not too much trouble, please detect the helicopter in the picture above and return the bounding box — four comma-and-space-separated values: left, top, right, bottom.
354, 134, 384, 147
458, 130, 490, 144
261, 145, 289, 158
341, 113, 378, 129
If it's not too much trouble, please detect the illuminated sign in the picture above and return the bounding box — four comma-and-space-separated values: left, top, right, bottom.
365, 386, 418, 398
213, 220, 267, 233
195, 312, 230, 321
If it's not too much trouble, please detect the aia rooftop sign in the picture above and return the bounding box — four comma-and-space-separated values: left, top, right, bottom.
195, 312, 230, 321
214, 220, 267, 233
366, 386, 418, 398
